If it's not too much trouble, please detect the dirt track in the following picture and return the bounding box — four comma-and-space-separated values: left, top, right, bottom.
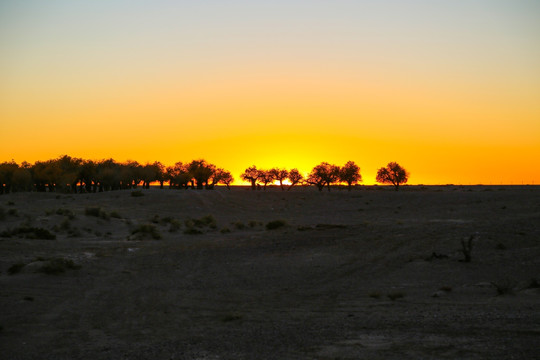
1, 186, 539, 359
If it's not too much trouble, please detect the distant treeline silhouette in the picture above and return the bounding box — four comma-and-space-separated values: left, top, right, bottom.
0, 155, 408, 194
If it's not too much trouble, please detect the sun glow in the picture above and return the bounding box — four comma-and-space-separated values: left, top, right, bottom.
1, 1, 539, 185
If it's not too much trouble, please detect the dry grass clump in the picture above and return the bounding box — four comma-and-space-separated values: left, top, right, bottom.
0, 206, 5, 221
38, 258, 81, 274
1, 226, 56, 240
233, 221, 245, 230
131, 190, 144, 197
130, 224, 162, 240
526, 278, 540, 289
7, 262, 25, 275
55, 208, 75, 219
184, 215, 217, 234
194, 215, 217, 228
266, 220, 288, 230
387, 292, 405, 301
84, 207, 110, 220
168, 220, 182, 233
248, 220, 262, 228
109, 211, 122, 219
491, 279, 516, 296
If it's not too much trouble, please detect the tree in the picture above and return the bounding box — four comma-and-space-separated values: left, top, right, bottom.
257, 169, 275, 190
166, 162, 191, 189
269, 168, 289, 190
287, 168, 304, 191
213, 169, 234, 189
188, 159, 216, 189
376, 162, 409, 191
0, 161, 19, 194
307, 162, 340, 191
240, 166, 260, 190
339, 161, 362, 191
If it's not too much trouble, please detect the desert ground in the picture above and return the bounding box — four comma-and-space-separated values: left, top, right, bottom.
0, 185, 539, 359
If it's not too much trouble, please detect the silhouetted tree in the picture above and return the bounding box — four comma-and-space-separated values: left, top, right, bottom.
12, 167, 33, 192
287, 168, 304, 191
167, 162, 191, 189
79, 160, 97, 193
257, 169, 275, 190
241, 166, 260, 190
96, 159, 120, 192
152, 162, 166, 189
270, 168, 289, 190
141, 162, 165, 189
0, 161, 19, 194
339, 161, 362, 191
307, 162, 340, 191
213, 168, 234, 189
376, 162, 409, 191
188, 159, 216, 189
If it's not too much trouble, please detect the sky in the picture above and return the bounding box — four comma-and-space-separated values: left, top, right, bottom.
1, 0, 539, 184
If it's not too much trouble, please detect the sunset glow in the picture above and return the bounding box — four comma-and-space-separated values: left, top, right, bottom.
1, 1, 539, 184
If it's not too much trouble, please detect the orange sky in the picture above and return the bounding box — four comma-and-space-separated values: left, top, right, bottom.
1, 1, 539, 184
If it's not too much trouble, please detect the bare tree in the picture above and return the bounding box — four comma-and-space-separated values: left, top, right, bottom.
339, 161, 362, 191
376, 162, 409, 191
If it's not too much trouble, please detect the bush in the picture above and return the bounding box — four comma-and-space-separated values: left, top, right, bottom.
1, 226, 56, 240
233, 221, 245, 230
0, 207, 5, 220
248, 220, 262, 228
220, 227, 231, 234
184, 227, 203, 235
168, 220, 182, 233
266, 220, 287, 230
56, 208, 75, 219
109, 211, 122, 219
184, 215, 217, 232
387, 292, 405, 301
491, 279, 516, 295
7, 208, 18, 216
130, 224, 162, 240
85, 207, 109, 220
8, 263, 25, 275
193, 215, 217, 229
131, 190, 144, 197
38, 258, 80, 274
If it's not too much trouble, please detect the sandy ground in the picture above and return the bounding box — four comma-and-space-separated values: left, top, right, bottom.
0, 185, 539, 359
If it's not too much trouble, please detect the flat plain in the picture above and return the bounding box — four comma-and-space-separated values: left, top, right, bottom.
0, 185, 539, 359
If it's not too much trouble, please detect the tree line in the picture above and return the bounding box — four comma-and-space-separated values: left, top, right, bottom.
0, 155, 408, 194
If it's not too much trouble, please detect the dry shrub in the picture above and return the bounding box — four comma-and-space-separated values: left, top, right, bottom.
38, 258, 80, 275
130, 224, 162, 240
266, 220, 287, 230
